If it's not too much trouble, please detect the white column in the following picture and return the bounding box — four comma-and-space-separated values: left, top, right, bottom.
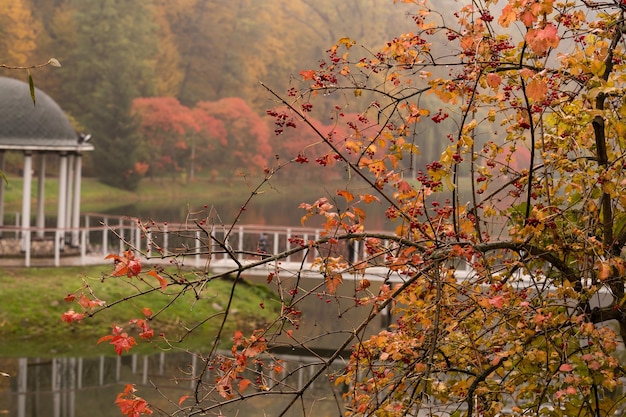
0, 151, 5, 235
36, 153, 46, 238
57, 153, 68, 250
71, 153, 82, 246
65, 154, 74, 235
21, 152, 32, 252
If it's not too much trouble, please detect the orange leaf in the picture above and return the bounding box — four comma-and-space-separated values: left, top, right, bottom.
325, 273, 343, 294
360, 194, 380, 204
238, 378, 252, 393
178, 395, 190, 406
498, 4, 516, 27
486, 73, 501, 90
299, 69, 316, 80
337, 189, 354, 202
148, 270, 168, 291
525, 24, 559, 56
526, 78, 548, 102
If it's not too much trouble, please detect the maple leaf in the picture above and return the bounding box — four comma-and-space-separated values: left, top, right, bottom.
325, 273, 343, 294
106, 251, 142, 277
488, 295, 505, 309
216, 374, 234, 399
360, 194, 380, 204
337, 189, 354, 202
525, 24, 560, 56
147, 270, 168, 291
299, 69, 316, 81
78, 293, 105, 309
525, 78, 548, 102
486, 73, 502, 90
98, 325, 137, 355
61, 310, 85, 323
498, 4, 516, 28
116, 384, 153, 417
238, 378, 252, 393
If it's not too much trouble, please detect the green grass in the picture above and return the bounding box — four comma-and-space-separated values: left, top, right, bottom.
0, 265, 280, 357
2, 175, 335, 212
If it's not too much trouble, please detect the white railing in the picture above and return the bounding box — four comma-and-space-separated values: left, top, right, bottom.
0, 213, 383, 268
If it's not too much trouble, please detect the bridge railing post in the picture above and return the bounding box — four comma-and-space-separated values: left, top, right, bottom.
80, 229, 87, 265
102, 217, 108, 256
195, 230, 201, 267
134, 221, 141, 253
146, 231, 152, 259
118, 219, 124, 253
238, 226, 244, 261
272, 232, 279, 257
286, 228, 292, 262
162, 223, 169, 257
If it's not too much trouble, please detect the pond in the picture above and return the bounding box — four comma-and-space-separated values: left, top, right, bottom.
0, 272, 391, 416
0, 349, 348, 417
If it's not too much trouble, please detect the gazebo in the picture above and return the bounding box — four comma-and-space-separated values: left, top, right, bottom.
0, 76, 94, 265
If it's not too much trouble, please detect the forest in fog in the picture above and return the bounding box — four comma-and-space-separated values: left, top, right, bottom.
0, 0, 435, 188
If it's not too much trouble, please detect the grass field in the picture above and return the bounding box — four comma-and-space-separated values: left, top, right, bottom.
0, 265, 280, 357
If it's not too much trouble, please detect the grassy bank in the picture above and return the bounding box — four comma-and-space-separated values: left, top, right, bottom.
0, 265, 280, 357
2, 175, 342, 214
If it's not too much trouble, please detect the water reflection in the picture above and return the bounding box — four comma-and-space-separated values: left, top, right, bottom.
0, 350, 348, 417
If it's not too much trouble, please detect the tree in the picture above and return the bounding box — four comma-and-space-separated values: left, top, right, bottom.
132, 97, 201, 179
194, 97, 272, 173
64, 1, 626, 416
54, 0, 158, 189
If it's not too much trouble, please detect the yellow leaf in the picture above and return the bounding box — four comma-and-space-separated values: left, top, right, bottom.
590, 59, 606, 77
338, 37, 355, 49
602, 181, 617, 197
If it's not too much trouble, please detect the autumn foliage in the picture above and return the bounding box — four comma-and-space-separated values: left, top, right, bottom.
63, 0, 626, 416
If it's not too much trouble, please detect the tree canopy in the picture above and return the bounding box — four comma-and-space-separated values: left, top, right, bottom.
61, 0, 626, 416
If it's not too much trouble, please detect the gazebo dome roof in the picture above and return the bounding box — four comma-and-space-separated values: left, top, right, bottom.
0, 76, 93, 152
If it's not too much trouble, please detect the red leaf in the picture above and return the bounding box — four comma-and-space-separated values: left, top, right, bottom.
178, 395, 190, 406
63, 293, 76, 302
98, 325, 137, 355
488, 295, 505, 309
116, 384, 153, 417
107, 251, 142, 277
142, 307, 152, 317
62, 310, 85, 323
78, 293, 105, 309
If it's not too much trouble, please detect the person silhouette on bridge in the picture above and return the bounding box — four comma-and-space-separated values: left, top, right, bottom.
258, 233, 270, 254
